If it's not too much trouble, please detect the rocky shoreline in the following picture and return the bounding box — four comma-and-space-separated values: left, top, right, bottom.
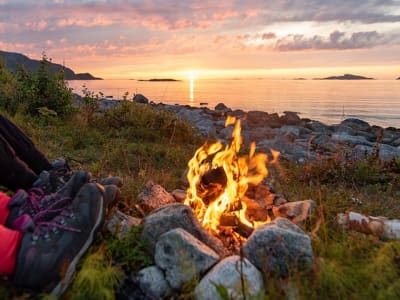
92, 95, 400, 163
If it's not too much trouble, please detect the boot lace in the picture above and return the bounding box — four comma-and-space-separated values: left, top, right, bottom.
20, 188, 72, 221
32, 209, 80, 241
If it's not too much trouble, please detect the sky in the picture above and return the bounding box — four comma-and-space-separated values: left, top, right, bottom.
0, 0, 399, 79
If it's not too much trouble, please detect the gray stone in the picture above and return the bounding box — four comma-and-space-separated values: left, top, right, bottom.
378, 144, 400, 160
155, 228, 220, 289
194, 118, 217, 137
279, 125, 301, 138
280, 111, 301, 125
106, 210, 141, 236
133, 93, 149, 104
305, 120, 330, 133
141, 203, 225, 257
215, 103, 231, 112
243, 217, 313, 277
247, 110, 271, 126
137, 180, 175, 213
331, 132, 373, 146
340, 118, 371, 131
135, 266, 172, 298
194, 256, 264, 300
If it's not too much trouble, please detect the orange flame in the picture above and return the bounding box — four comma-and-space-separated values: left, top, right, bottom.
184, 117, 279, 234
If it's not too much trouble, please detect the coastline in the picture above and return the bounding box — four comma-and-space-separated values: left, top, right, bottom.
89, 95, 400, 163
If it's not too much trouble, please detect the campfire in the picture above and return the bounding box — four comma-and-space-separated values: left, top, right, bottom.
184, 116, 279, 237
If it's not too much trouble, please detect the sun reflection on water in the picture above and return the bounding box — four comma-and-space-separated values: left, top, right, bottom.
189, 72, 195, 105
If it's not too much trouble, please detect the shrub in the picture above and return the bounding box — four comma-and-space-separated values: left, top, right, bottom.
12, 53, 74, 117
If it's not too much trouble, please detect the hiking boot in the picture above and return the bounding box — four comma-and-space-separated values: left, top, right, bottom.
6, 171, 91, 229
13, 183, 106, 296
33, 159, 73, 194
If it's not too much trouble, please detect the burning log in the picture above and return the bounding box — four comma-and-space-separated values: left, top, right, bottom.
197, 167, 227, 205
219, 213, 254, 238
337, 211, 400, 240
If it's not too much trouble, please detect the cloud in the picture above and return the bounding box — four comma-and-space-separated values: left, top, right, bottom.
274, 30, 393, 51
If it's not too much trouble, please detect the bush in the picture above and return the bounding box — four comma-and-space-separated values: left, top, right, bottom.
5, 53, 74, 117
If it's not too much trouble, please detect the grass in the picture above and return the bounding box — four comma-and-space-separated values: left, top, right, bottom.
1, 101, 400, 299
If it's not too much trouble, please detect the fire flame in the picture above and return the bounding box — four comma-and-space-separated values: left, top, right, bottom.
184, 116, 279, 234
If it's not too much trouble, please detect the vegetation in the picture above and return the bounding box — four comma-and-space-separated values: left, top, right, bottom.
1, 64, 400, 299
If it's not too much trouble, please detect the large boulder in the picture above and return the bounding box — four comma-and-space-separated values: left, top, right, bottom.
141, 203, 225, 257
243, 217, 313, 277
195, 255, 264, 300
155, 228, 220, 289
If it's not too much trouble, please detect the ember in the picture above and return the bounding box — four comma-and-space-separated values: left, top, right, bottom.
184, 116, 279, 235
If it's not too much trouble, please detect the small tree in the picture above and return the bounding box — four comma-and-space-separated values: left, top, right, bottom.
14, 52, 74, 117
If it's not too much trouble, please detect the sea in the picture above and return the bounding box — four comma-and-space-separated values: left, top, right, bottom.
67, 78, 400, 128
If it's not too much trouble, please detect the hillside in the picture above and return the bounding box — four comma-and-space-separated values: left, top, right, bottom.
0, 50, 102, 80
315, 73, 374, 80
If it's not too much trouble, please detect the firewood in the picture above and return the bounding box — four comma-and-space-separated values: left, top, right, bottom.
337, 211, 400, 240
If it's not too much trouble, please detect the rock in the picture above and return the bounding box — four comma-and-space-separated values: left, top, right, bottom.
244, 127, 276, 143
305, 120, 331, 133
194, 255, 264, 300
243, 217, 313, 277
137, 180, 175, 214
155, 228, 220, 289
215, 103, 231, 112
246, 110, 271, 126
141, 203, 225, 257
331, 132, 373, 146
281, 111, 301, 125
340, 118, 371, 132
226, 109, 246, 119
134, 266, 172, 298
272, 200, 315, 224
171, 189, 187, 202
133, 93, 149, 104
107, 210, 141, 236
194, 118, 217, 137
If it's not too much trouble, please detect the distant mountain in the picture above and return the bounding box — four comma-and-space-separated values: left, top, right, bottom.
315, 74, 374, 80
397, 77, 400, 80
138, 78, 181, 82
0, 50, 102, 80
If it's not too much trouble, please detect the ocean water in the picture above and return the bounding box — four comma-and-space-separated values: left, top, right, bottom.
67, 78, 400, 128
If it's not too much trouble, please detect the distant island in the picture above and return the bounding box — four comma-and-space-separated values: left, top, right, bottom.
397, 77, 400, 80
314, 74, 374, 80
0, 50, 102, 80
138, 78, 181, 82
293, 77, 307, 80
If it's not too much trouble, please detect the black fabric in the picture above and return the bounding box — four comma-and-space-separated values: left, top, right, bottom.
0, 114, 52, 190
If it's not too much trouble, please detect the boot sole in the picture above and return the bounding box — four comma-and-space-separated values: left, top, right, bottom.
50, 184, 105, 297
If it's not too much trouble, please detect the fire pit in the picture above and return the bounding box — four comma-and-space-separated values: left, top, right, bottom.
135, 116, 314, 299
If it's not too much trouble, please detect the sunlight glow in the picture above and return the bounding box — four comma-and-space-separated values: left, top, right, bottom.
188, 71, 195, 104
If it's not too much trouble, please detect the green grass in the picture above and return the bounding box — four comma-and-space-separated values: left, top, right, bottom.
1, 102, 400, 299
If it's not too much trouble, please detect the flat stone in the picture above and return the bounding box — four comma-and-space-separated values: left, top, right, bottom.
155, 228, 220, 289
194, 255, 264, 300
